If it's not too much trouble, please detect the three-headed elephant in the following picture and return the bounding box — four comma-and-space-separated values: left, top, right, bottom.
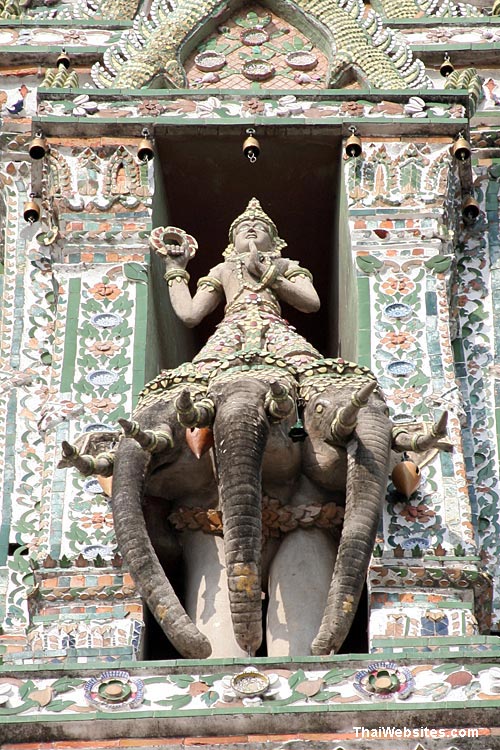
61, 354, 447, 659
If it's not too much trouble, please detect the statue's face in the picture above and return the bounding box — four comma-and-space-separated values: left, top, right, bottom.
233, 219, 274, 255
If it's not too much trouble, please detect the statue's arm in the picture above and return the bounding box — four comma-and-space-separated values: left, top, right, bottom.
158, 234, 222, 326
271, 265, 320, 313
167, 264, 224, 328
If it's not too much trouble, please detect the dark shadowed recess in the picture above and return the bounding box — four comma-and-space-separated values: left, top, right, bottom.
156, 129, 342, 359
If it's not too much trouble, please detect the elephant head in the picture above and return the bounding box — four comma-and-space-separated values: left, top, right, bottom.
299, 359, 447, 655
207, 371, 296, 655
61, 353, 446, 659
63, 361, 297, 658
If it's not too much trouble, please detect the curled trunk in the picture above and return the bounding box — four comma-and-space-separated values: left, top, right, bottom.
311, 406, 391, 655
213, 385, 269, 655
112, 438, 211, 658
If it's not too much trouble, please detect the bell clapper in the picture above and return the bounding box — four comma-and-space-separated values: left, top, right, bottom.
289, 398, 308, 443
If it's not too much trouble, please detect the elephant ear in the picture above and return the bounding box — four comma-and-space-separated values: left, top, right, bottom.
112, 436, 212, 658
312, 403, 391, 655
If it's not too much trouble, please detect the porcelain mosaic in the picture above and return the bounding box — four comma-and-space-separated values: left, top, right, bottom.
2, 659, 500, 719
35, 89, 468, 125
91, 0, 430, 90
345, 140, 484, 645
0, 0, 499, 690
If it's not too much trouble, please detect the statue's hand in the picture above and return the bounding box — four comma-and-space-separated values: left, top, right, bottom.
247, 243, 289, 281
164, 240, 191, 270
247, 243, 267, 279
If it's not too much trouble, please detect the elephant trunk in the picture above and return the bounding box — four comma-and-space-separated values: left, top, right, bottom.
213, 386, 269, 655
311, 405, 391, 655
112, 438, 212, 658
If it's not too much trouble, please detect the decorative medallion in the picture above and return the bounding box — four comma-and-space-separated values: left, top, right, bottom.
86, 369, 119, 387
242, 60, 275, 81
241, 28, 269, 46
194, 51, 226, 71
82, 544, 115, 559
221, 667, 281, 703
384, 302, 413, 319
387, 360, 416, 377
400, 536, 431, 550
84, 670, 144, 710
91, 312, 124, 329
83, 477, 106, 494
231, 668, 270, 696
354, 662, 415, 700
285, 51, 318, 70
84, 422, 114, 432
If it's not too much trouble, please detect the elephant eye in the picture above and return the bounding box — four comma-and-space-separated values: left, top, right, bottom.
315, 404, 324, 414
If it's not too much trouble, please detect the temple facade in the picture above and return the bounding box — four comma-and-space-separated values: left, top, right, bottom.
1, 0, 500, 747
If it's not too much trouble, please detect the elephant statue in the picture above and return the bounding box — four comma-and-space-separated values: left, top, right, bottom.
60, 199, 449, 658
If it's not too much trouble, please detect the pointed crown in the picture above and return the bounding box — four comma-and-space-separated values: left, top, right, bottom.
224, 198, 286, 257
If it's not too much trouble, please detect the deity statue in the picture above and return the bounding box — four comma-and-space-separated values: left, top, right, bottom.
61, 199, 448, 660
158, 197, 322, 373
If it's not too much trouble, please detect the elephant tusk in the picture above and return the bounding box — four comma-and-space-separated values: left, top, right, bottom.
59, 440, 115, 477
392, 411, 449, 453
330, 380, 377, 443
265, 381, 294, 421
118, 418, 174, 454
175, 389, 215, 429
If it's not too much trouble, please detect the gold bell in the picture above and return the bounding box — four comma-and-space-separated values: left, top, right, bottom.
391, 458, 421, 498
243, 128, 260, 163
28, 131, 48, 160
440, 53, 454, 78
462, 194, 480, 223
23, 194, 41, 224
137, 128, 154, 162
345, 127, 362, 158
452, 133, 471, 162
56, 48, 71, 69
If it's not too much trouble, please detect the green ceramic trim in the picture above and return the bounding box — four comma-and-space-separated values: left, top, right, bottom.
36, 87, 470, 101
0, 18, 132, 26
0, 45, 107, 55
5, 649, 500, 679
132, 279, 148, 407
391, 16, 500, 26
0, 392, 16, 565
357, 275, 371, 368
412, 42, 500, 52
60, 278, 81, 393
3, 698, 500, 725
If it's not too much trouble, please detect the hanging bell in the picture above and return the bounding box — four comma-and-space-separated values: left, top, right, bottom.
462, 194, 480, 223
137, 128, 154, 162
439, 53, 454, 78
391, 458, 421, 498
289, 418, 308, 443
345, 127, 362, 158
452, 133, 471, 162
28, 131, 48, 160
56, 48, 71, 69
23, 194, 41, 224
243, 128, 260, 163
186, 427, 214, 459
288, 399, 308, 443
